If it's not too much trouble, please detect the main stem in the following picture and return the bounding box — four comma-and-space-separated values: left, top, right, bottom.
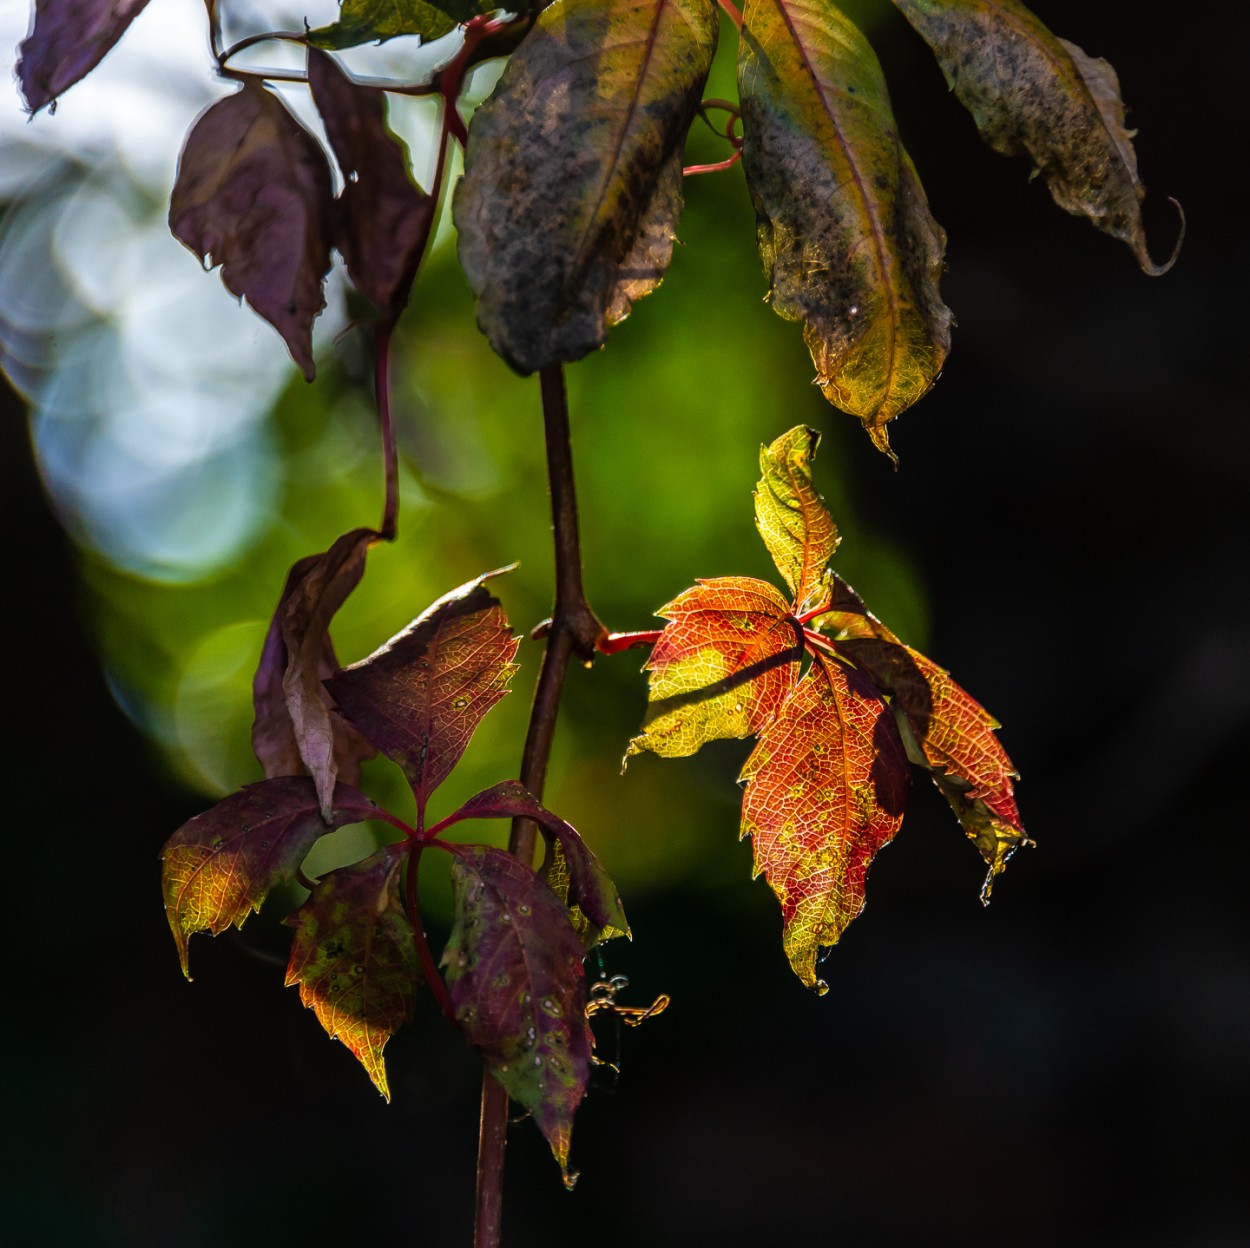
473, 364, 604, 1248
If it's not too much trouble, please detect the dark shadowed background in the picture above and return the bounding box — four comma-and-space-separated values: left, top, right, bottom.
4, 2, 1248, 1245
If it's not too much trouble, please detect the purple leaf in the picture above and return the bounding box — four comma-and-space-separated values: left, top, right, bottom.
169, 82, 335, 380
326, 573, 519, 825
17, 0, 152, 114
307, 49, 434, 326
160, 777, 381, 977
443, 846, 593, 1183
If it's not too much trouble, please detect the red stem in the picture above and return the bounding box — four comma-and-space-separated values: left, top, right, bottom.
717, 0, 744, 28
684, 152, 742, 176
405, 845, 454, 1020
376, 328, 398, 541
596, 629, 663, 656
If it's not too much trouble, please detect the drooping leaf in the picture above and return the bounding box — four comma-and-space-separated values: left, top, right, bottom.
444, 846, 593, 1182
739, 651, 908, 992
325, 573, 520, 823
169, 82, 335, 380
754, 425, 839, 613
17, 0, 151, 113
306, 0, 489, 49
307, 49, 434, 324
892, 0, 1181, 274
252, 541, 378, 803
738, 0, 952, 456
285, 844, 419, 1100
444, 781, 629, 943
453, 0, 718, 374
160, 777, 381, 977
627, 577, 803, 760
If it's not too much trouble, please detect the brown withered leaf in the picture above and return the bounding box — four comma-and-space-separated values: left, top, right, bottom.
892, 0, 1181, 274
169, 82, 335, 380
17, 0, 151, 113
738, 0, 952, 457
453, 0, 719, 374
307, 49, 433, 325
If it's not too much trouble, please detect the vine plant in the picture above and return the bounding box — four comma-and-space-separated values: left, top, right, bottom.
14, 0, 1179, 1243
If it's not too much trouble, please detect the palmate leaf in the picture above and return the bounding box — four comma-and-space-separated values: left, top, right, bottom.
325, 572, 520, 824
444, 846, 593, 1184
306, 0, 491, 49
160, 777, 382, 977
285, 844, 420, 1100
892, 0, 1181, 275
739, 652, 908, 992
453, 0, 719, 374
738, 0, 951, 457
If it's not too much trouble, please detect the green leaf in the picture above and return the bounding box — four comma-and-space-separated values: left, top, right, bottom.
306, 0, 489, 49
891, 0, 1181, 274
754, 425, 839, 613
453, 0, 719, 374
738, 0, 951, 457
285, 845, 420, 1100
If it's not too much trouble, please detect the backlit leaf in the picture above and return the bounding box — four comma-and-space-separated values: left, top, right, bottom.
285, 844, 419, 1100
252, 541, 378, 805
453, 0, 718, 374
325, 573, 520, 823
739, 651, 908, 992
160, 777, 381, 977
446, 780, 629, 943
754, 425, 839, 613
627, 577, 802, 760
738, 0, 951, 456
892, 0, 1180, 274
306, 0, 488, 49
169, 83, 335, 380
17, 0, 151, 113
444, 846, 592, 1182
307, 49, 434, 324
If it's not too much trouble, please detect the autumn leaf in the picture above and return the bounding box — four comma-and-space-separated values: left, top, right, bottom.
892, 0, 1181, 274
626, 577, 802, 760
443, 780, 629, 944
738, 0, 951, 456
307, 49, 433, 325
160, 777, 381, 977
453, 0, 718, 374
17, 0, 151, 113
325, 573, 520, 824
169, 82, 335, 380
285, 844, 420, 1100
739, 651, 908, 992
307, 0, 490, 48
444, 846, 593, 1184
754, 425, 839, 613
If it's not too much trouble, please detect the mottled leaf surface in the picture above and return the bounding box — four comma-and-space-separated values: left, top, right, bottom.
285, 844, 419, 1099
739, 652, 908, 992
755, 425, 839, 612
627, 577, 802, 759
307, 49, 433, 323
892, 0, 1179, 274
169, 83, 334, 380
160, 777, 380, 977
454, 0, 718, 373
17, 0, 151, 113
325, 574, 519, 822
738, 0, 951, 455
444, 847, 592, 1180
307, 0, 488, 49
447, 781, 629, 942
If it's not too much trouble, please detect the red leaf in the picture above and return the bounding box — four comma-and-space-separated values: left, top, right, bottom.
739, 651, 908, 992
627, 577, 802, 759
17, 0, 151, 113
160, 777, 381, 977
307, 49, 434, 326
325, 573, 520, 825
169, 82, 335, 380
443, 846, 592, 1183
285, 844, 419, 1100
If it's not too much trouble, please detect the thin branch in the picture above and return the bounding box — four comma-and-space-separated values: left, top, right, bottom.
405, 846, 454, 1020
376, 328, 398, 540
